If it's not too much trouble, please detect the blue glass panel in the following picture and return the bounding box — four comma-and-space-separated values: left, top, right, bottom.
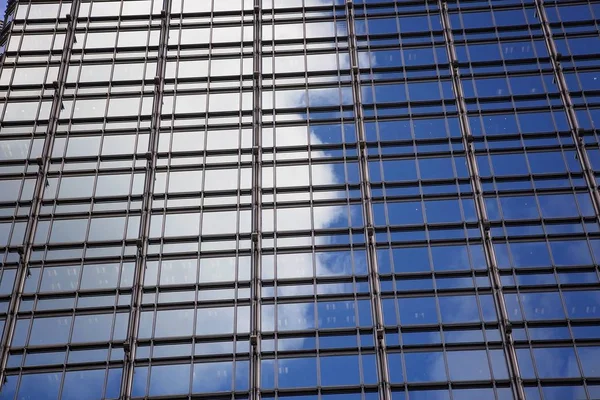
149, 364, 190, 396
447, 350, 491, 381
564, 290, 600, 319
71, 313, 114, 343
0, 376, 17, 400
363, 354, 378, 384
399, 297, 438, 325
404, 352, 446, 382
17, 372, 61, 400
29, 316, 71, 346
550, 240, 593, 266
532, 347, 580, 379
388, 353, 404, 383
154, 309, 194, 337
524, 387, 541, 400
520, 292, 566, 321
105, 369, 122, 399
408, 390, 450, 400
196, 306, 234, 335
278, 303, 315, 331
452, 388, 497, 400
430, 245, 475, 272
509, 242, 551, 268
320, 355, 360, 386
131, 366, 148, 397
277, 357, 317, 388
392, 247, 430, 273
192, 361, 235, 393
438, 295, 481, 323
489, 349, 509, 380
542, 386, 587, 400
62, 369, 105, 400
577, 346, 600, 377
386, 201, 423, 225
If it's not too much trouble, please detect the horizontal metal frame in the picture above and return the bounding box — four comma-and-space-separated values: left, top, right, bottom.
0, 175, 588, 198
1, 63, 592, 93
4, 318, 600, 355
5, 226, 600, 253
3, 89, 596, 117
0, 141, 592, 172
8, 1, 595, 28
7, 282, 600, 314
1, 189, 591, 216
5, 279, 597, 306
0, 155, 591, 182
12, 253, 600, 276
4, 344, 600, 375
8, 18, 600, 51
16, 340, 600, 374
7, 214, 600, 232
0, 100, 596, 131
13, 201, 598, 226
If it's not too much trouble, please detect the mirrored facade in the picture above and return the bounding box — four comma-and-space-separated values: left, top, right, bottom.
0, 0, 599, 399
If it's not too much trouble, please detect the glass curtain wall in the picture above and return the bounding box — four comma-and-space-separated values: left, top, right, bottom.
0, 0, 598, 400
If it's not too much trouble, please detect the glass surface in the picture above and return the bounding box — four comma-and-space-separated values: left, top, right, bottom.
1, 1, 599, 399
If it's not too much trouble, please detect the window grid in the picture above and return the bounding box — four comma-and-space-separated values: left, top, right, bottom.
0, 0, 600, 399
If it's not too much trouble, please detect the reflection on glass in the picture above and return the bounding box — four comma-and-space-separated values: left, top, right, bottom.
2, 1, 599, 399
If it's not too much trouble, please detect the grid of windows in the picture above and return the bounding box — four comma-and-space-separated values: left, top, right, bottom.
0, 0, 599, 400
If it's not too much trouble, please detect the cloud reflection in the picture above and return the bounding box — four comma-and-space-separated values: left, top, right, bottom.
135, 0, 369, 396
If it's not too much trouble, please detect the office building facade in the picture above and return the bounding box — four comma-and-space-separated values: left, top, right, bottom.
0, 0, 599, 399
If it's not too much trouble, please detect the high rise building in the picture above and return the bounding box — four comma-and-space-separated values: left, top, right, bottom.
0, 0, 599, 399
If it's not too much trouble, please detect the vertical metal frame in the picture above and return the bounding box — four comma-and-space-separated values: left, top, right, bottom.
0, 0, 81, 390
0, 0, 18, 60
345, 2, 391, 399
250, 0, 263, 399
533, 0, 600, 219
438, 1, 526, 399
120, 0, 171, 398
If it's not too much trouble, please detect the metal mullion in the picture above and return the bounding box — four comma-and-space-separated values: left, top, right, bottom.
0, 0, 81, 391
533, 0, 600, 224
438, 1, 526, 400
345, 2, 391, 400
250, 0, 263, 399
119, 0, 171, 399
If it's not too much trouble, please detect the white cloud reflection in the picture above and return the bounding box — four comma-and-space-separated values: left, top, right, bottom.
140, 0, 368, 396
0, 1, 383, 397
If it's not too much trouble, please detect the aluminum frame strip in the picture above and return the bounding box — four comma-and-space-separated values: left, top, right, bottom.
345, 2, 392, 399
0, 0, 81, 390
250, 0, 263, 399
438, 1, 526, 399
119, 1, 171, 399
533, 0, 600, 221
